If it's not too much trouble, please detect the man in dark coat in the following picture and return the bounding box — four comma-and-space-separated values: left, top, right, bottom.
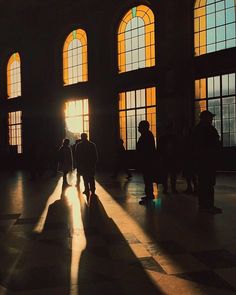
76, 133, 98, 196
136, 120, 156, 205
192, 110, 222, 214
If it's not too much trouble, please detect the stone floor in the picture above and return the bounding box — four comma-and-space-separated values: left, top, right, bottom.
0, 169, 236, 295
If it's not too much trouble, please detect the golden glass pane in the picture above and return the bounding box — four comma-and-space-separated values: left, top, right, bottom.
200, 78, 206, 98
119, 93, 126, 110
199, 45, 206, 55
199, 16, 206, 31
194, 18, 200, 33
200, 31, 206, 46
194, 32, 200, 48
195, 80, 200, 99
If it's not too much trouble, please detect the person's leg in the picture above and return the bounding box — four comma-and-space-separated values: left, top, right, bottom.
185, 174, 193, 193
63, 171, 69, 186
143, 172, 154, 199
82, 175, 89, 194
76, 168, 80, 185
90, 176, 96, 194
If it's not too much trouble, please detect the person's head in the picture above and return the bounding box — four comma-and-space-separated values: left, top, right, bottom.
81, 133, 88, 141
199, 110, 215, 124
138, 120, 150, 134
63, 138, 70, 146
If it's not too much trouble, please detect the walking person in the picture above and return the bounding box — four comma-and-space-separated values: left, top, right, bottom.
58, 138, 73, 187
136, 120, 156, 205
192, 110, 222, 214
74, 139, 82, 184
76, 133, 98, 196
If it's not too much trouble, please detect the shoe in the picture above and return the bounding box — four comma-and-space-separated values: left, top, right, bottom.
141, 195, 154, 201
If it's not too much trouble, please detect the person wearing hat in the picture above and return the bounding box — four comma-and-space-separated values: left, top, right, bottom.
192, 110, 222, 214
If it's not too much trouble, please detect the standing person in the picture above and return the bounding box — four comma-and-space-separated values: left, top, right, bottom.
76, 133, 98, 196
74, 139, 82, 184
192, 110, 222, 214
136, 120, 156, 205
58, 138, 73, 187
111, 139, 132, 179
159, 123, 180, 194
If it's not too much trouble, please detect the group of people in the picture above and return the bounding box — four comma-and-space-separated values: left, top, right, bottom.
58, 133, 98, 196
137, 110, 222, 214
57, 109, 222, 214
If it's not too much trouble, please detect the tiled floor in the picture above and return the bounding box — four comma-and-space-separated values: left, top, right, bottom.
0, 170, 236, 294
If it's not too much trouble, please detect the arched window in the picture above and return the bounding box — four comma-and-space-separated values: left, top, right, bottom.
118, 5, 155, 73
63, 29, 88, 85
7, 52, 21, 98
194, 0, 236, 56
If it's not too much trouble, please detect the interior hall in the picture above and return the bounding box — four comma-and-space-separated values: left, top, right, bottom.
0, 0, 236, 294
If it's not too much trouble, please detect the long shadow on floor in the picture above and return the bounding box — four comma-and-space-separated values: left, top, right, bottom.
77, 193, 163, 295
95, 173, 236, 293
3, 184, 72, 294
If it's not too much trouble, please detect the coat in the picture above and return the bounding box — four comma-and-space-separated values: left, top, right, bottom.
58, 146, 73, 173
76, 140, 98, 176
136, 130, 156, 172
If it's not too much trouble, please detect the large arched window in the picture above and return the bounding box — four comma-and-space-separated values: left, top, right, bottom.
118, 5, 155, 73
194, 0, 236, 56
7, 52, 21, 98
63, 29, 88, 85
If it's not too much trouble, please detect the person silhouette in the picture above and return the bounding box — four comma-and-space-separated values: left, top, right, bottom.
76, 133, 98, 196
136, 120, 156, 205
58, 138, 73, 187
192, 110, 222, 214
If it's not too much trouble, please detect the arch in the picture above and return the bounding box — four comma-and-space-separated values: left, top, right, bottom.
7, 52, 21, 98
63, 29, 88, 85
194, 0, 236, 56
117, 5, 155, 73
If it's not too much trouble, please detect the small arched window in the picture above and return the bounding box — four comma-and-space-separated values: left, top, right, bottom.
194, 0, 236, 56
118, 5, 155, 73
7, 52, 21, 98
63, 29, 88, 85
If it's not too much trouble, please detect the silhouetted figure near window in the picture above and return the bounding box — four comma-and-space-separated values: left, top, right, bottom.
159, 123, 180, 194
192, 110, 222, 214
136, 120, 156, 205
58, 138, 73, 187
111, 139, 132, 179
76, 133, 98, 196
74, 139, 82, 184
182, 127, 197, 194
